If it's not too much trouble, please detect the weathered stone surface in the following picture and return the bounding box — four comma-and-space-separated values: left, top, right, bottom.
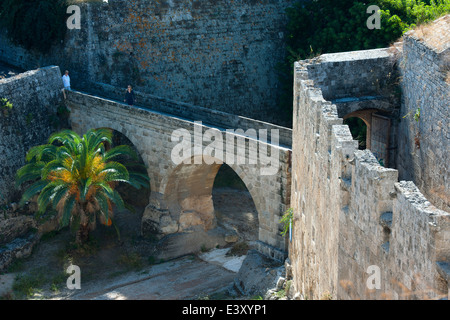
396, 16, 450, 212
0, 233, 40, 273
142, 205, 178, 237
155, 226, 228, 261
179, 211, 204, 231
289, 19, 450, 300
0, 214, 36, 245
0, 0, 294, 126
225, 233, 239, 244
233, 249, 283, 297
0, 66, 64, 206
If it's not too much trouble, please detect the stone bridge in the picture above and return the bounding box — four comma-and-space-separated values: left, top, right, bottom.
66, 90, 292, 260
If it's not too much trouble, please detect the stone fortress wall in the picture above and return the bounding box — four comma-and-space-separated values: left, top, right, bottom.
0, 0, 294, 126
0, 66, 64, 207
0, 66, 65, 271
396, 16, 449, 212
289, 15, 450, 300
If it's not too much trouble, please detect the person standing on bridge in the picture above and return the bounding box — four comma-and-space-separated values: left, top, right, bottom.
61, 70, 71, 99
62, 70, 71, 90
124, 85, 136, 106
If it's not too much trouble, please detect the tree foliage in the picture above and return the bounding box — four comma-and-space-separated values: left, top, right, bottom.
279, 0, 450, 123
0, 0, 68, 53
16, 129, 150, 244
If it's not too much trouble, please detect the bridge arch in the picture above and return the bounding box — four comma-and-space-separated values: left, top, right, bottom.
149, 155, 262, 239
73, 119, 157, 192
70, 120, 152, 203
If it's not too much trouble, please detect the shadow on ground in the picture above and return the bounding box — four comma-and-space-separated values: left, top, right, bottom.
0, 189, 284, 300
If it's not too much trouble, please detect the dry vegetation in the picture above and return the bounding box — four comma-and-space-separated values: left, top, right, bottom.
407, 14, 450, 53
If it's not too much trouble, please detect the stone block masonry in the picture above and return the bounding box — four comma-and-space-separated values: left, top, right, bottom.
396, 15, 450, 212
289, 19, 450, 300
0, 66, 64, 206
86, 81, 292, 148
0, 0, 294, 126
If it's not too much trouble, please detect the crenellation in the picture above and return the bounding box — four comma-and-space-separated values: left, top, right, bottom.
290, 16, 450, 299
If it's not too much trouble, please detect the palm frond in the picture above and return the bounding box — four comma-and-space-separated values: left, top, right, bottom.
25, 144, 58, 162
86, 128, 112, 153
42, 159, 71, 180
127, 172, 150, 189
60, 194, 76, 228
37, 182, 61, 214
15, 161, 46, 187
95, 191, 110, 222
104, 145, 138, 161
19, 180, 49, 206
51, 184, 70, 210
80, 177, 93, 202
98, 161, 130, 181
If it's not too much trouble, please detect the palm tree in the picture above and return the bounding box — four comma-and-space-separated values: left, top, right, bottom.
16, 128, 149, 244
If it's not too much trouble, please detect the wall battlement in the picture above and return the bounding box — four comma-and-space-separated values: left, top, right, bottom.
290, 24, 450, 299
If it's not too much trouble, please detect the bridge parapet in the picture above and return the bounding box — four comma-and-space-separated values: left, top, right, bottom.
87, 81, 292, 147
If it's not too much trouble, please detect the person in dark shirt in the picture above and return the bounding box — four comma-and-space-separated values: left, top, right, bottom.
124, 85, 135, 106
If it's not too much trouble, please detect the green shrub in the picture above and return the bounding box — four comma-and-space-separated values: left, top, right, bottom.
279, 0, 450, 122
0, 0, 68, 53
280, 208, 293, 237
1, 98, 13, 117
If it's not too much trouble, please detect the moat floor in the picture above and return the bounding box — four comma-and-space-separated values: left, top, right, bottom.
1, 188, 258, 300
61, 254, 237, 300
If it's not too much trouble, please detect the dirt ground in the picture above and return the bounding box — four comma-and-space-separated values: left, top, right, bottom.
0, 188, 263, 300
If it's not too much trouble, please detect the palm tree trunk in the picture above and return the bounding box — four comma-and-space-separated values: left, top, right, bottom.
76, 223, 90, 244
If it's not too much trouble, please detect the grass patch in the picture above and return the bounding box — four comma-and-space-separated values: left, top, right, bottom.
12, 270, 47, 299
275, 289, 286, 299
6, 258, 26, 273
40, 230, 61, 242
227, 242, 249, 256
117, 252, 143, 271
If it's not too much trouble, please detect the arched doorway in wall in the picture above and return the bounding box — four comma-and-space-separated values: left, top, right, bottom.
343, 117, 368, 150
212, 164, 259, 244
343, 109, 392, 167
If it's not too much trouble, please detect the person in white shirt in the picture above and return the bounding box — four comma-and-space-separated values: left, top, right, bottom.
62, 70, 71, 90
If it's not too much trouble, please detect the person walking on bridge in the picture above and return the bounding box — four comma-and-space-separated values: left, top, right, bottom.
124, 85, 136, 106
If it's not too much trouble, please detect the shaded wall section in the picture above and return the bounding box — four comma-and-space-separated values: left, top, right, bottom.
0, 66, 64, 206
396, 15, 450, 212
